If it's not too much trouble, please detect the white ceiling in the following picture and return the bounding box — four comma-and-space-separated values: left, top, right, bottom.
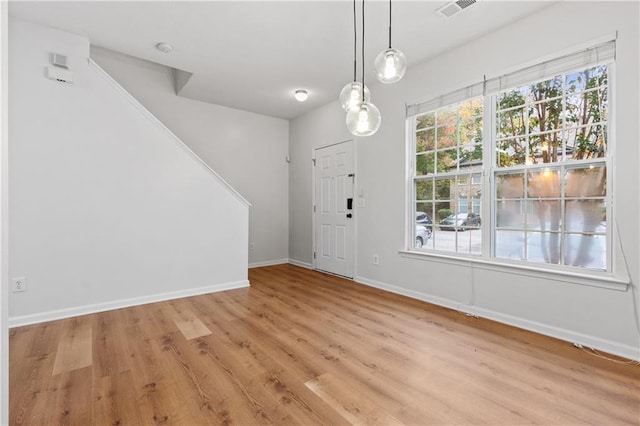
9, 1, 555, 120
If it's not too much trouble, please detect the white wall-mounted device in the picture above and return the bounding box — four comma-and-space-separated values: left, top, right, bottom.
46, 52, 74, 84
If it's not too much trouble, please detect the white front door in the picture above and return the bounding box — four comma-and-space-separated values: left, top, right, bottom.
314, 141, 355, 278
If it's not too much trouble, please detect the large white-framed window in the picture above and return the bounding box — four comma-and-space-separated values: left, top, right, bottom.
412, 96, 484, 254
407, 40, 614, 273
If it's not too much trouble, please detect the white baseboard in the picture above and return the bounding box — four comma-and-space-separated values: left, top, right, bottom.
248, 259, 289, 268
355, 276, 460, 311
461, 305, 640, 362
287, 259, 313, 270
8, 280, 250, 328
356, 275, 639, 362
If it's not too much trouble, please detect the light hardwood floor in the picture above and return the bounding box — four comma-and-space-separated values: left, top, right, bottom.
10, 264, 640, 425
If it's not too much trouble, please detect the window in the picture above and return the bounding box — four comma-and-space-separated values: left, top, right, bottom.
408, 41, 614, 272
495, 66, 608, 269
413, 97, 483, 254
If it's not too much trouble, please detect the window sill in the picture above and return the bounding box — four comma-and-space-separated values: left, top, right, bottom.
398, 249, 630, 291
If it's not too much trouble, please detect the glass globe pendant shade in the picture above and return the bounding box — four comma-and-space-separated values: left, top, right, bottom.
374, 48, 407, 84
346, 101, 381, 137
339, 81, 371, 111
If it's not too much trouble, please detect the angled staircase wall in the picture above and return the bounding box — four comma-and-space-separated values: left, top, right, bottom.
9, 18, 250, 326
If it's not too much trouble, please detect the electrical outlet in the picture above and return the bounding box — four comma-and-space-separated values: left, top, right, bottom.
12, 277, 26, 293
372, 254, 379, 265
250, 242, 255, 250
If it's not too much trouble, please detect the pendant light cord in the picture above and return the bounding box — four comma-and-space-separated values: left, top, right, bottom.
361, 0, 366, 102
352, 0, 357, 82
388, 0, 392, 49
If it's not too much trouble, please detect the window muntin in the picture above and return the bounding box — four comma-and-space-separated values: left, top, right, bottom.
410, 62, 610, 272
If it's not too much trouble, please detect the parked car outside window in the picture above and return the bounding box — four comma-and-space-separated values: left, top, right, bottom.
416, 211, 433, 231
439, 212, 481, 231
415, 225, 430, 248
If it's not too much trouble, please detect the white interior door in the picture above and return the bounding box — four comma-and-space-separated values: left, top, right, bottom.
314, 141, 354, 278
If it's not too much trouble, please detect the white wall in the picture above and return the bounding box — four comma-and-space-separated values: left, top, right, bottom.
1, 3, 8, 424
8, 18, 250, 324
91, 47, 290, 268
290, 2, 640, 359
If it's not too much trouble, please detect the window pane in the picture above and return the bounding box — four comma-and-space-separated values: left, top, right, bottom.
566, 89, 607, 127
495, 230, 524, 260
416, 180, 433, 201
459, 197, 468, 213
566, 65, 607, 94
416, 202, 435, 221
601, 88, 608, 122
527, 169, 561, 199
496, 173, 524, 199
435, 179, 455, 201
528, 76, 563, 104
499, 88, 526, 110
565, 200, 606, 233
417, 112, 435, 130
437, 105, 458, 125
414, 225, 431, 250
417, 128, 435, 153
457, 229, 482, 255
526, 232, 561, 265
530, 132, 564, 164
526, 200, 561, 231
565, 66, 608, 162
498, 108, 526, 139
567, 124, 606, 160
565, 165, 606, 197
435, 201, 454, 222
437, 124, 457, 149
529, 98, 563, 133
565, 234, 606, 270
437, 148, 458, 171
497, 137, 527, 167
496, 200, 523, 228
416, 152, 434, 175
460, 97, 483, 117
460, 117, 483, 145
459, 144, 483, 172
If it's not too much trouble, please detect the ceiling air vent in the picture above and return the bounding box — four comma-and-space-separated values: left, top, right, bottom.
436, 0, 477, 18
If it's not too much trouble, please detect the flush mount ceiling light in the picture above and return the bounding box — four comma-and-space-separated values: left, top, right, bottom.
339, 0, 370, 112
374, 0, 407, 84
294, 89, 309, 102
346, 0, 381, 136
155, 42, 173, 54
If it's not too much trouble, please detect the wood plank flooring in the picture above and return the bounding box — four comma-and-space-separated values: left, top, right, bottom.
9, 264, 640, 425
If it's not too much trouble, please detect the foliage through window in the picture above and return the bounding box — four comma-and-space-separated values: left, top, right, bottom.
409, 54, 612, 272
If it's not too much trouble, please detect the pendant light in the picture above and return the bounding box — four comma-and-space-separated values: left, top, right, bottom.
339, 0, 370, 111
374, 0, 406, 84
346, 0, 381, 136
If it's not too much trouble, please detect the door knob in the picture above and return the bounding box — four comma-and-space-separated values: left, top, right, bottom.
346, 213, 353, 218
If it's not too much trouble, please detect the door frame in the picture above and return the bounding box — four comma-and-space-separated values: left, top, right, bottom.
311, 139, 357, 279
